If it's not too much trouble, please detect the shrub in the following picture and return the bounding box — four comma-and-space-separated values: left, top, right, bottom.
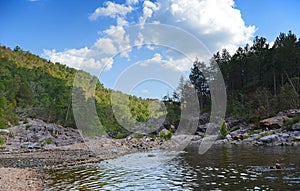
283, 116, 300, 127
160, 130, 172, 140
219, 120, 228, 138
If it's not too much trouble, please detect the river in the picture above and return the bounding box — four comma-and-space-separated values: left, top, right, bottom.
45, 145, 300, 190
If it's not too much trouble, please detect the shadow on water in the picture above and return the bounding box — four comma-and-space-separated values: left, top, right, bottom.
46, 145, 300, 190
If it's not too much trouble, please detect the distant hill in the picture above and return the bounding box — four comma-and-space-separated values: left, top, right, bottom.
0, 45, 160, 137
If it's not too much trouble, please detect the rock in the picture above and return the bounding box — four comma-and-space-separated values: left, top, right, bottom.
291, 123, 300, 131
191, 135, 202, 142
281, 133, 290, 139
258, 134, 279, 143
198, 112, 210, 124
133, 116, 165, 135
226, 118, 246, 129
232, 134, 244, 141
260, 116, 289, 129
196, 125, 207, 133
159, 128, 169, 135
20, 142, 41, 149
0, 129, 10, 134
225, 134, 232, 140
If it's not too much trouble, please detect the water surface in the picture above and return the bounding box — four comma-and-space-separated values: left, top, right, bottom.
46, 145, 300, 190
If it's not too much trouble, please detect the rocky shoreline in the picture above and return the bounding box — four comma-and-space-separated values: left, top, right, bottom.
0, 119, 174, 190
1, 109, 300, 190
192, 109, 300, 146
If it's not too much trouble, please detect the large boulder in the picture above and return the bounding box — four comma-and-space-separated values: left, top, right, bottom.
132, 116, 165, 135
0, 129, 10, 134
260, 116, 289, 129
292, 123, 300, 131
258, 134, 279, 143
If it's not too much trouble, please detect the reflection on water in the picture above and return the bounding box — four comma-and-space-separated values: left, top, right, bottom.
46, 145, 300, 190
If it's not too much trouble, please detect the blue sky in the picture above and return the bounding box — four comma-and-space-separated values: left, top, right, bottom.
1, 0, 300, 99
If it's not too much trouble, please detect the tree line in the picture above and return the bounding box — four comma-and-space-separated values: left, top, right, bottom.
170, 30, 300, 123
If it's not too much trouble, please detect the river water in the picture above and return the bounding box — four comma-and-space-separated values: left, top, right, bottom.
45, 145, 300, 190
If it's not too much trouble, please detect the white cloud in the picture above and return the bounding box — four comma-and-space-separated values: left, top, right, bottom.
94, 38, 117, 55
153, 0, 256, 54
126, 0, 139, 5
141, 89, 149, 94
42, 47, 113, 72
139, 0, 160, 25
139, 53, 191, 72
44, 0, 256, 74
89, 1, 133, 20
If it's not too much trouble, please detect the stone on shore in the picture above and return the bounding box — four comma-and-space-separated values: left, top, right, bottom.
258, 134, 279, 143
291, 123, 300, 131
259, 116, 289, 129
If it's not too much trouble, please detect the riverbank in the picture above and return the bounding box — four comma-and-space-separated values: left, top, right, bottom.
0, 168, 43, 191
0, 136, 173, 190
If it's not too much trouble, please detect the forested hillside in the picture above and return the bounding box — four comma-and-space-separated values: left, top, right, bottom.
0, 45, 156, 136
187, 31, 300, 122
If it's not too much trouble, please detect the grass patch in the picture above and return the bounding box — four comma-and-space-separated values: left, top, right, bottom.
148, 133, 157, 139
46, 138, 53, 144
134, 134, 144, 139
283, 116, 300, 127
258, 131, 273, 138
249, 129, 262, 135
230, 125, 240, 132
113, 133, 129, 139
0, 137, 5, 145
25, 124, 31, 129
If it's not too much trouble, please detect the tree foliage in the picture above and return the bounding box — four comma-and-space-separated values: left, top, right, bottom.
0, 45, 155, 135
